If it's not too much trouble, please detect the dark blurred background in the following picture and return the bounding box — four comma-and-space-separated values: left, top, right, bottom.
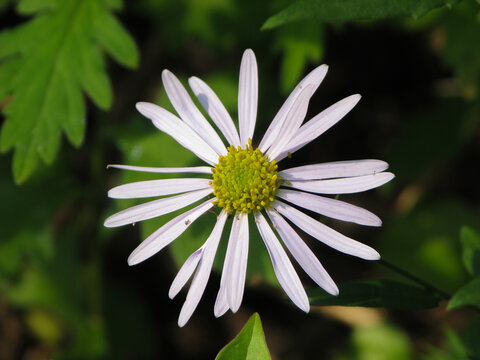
0, 0, 479, 359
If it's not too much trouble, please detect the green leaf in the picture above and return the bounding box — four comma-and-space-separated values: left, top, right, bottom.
17, 0, 57, 14
216, 313, 271, 360
448, 278, 480, 309
439, 0, 480, 99
262, 0, 461, 30
465, 315, 480, 358
273, 22, 324, 94
309, 280, 441, 308
350, 324, 412, 360
460, 226, 480, 277
0, 0, 139, 183
91, 1, 139, 68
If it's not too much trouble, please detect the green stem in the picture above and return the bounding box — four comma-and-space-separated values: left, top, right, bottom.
378, 259, 451, 300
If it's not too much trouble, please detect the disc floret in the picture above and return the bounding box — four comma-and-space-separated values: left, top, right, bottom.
211, 140, 280, 213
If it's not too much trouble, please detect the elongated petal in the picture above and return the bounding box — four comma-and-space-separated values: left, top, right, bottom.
276, 94, 361, 161
104, 188, 212, 228
225, 212, 249, 312
108, 178, 211, 199
189, 76, 241, 147
162, 70, 227, 156
255, 212, 310, 312
279, 160, 389, 181
214, 285, 229, 317
267, 208, 338, 295
127, 198, 215, 265
266, 85, 315, 161
107, 164, 213, 174
259, 64, 328, 153
285, 172, 395, 195
273, 200, 380, 260
238, 49, 258, 146
178, 210, 228, 327
169, 249, 203, 299
277, 189, 381, 226
136, 102, 219, 165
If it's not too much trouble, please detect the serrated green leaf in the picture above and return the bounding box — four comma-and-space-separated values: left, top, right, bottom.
309, 280, 441, 308
0, 0, 138, 183
216, 313, 271, 360
92, 1, 139, 68
262, 0, 461, 30
17, 0, 57, 14
460, 226, 480, 277
448, 278, 480, 309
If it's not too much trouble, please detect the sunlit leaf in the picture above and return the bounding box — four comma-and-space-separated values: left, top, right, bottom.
263, 0, 461, 29
216, 313, 271, 360
309, 280, 441, 308
0, 0, 138, 183
448, 278, 480, 309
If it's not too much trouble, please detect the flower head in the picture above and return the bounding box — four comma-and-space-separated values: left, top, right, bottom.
105, 49, 394, 327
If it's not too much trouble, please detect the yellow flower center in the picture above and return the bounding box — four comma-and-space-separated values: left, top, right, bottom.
211, 140, 280, 213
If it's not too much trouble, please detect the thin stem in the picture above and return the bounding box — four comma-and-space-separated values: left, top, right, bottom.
378, 259, 451, 300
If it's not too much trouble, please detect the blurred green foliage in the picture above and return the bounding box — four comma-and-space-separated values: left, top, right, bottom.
0, 0, 479, 358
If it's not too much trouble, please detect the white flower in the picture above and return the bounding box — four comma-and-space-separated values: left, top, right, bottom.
105, 49, 394, 327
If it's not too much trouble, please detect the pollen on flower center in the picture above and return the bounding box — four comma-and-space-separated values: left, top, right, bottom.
211, 139, 280, 213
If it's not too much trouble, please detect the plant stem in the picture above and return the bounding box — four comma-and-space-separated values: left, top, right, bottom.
378, 259, 451, 300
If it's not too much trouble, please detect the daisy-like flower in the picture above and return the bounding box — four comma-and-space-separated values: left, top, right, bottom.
105, 49, 394, 327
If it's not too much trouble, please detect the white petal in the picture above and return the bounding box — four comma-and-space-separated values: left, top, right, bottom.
162, 70, 227, 156
189, 76, 241, 147
127, 198, 215, 265
104, 188, 212, 228
277, 189, 382, 227
136, 102, 219, 165
266, 85, 315, 161
108, 178, 211, 199
279, 160, 389, 180
238, 49, 258, 146
225, 212, 249, 312
267, 208, 338, 295
178, 210, 228, 327
107, 164, 213, 174
169, 248, 203, 299
285, 172, 395, 194
273, 200, 380, 260
276, 94, 361, 161
214, 285, 229, 318
255, 212, 310, 312
259, 64, 328, 153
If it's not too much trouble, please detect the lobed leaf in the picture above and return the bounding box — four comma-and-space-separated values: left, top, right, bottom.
216, 313, 271, 360
309, 280, 441, 308
0, 0, 138, 183
262, 0, 461, 30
